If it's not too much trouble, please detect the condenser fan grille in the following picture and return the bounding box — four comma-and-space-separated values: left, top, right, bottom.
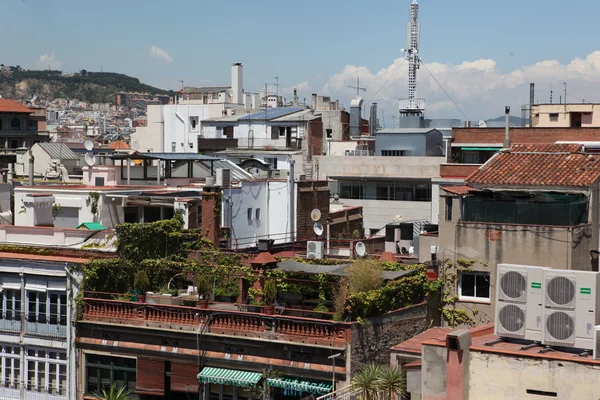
546, 311, 575, 341
498, 304, 525, 333
547, 276, 575, 306
308, 242, 317, 252
500, 271, 527, 299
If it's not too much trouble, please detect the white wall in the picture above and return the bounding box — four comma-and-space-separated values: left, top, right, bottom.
131, 105, 164, 152
235, 123, 288, 148
340, 199, 431, 233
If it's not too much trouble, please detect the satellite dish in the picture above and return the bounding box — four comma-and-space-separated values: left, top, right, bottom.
311, 208, 321, 222
313, 222, 323, 236
84, 152, 96, 167
84, 140, 94, 151
131, 140, 140, 151
355, 241, 366, 257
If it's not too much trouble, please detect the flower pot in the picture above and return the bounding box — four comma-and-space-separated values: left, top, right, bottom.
137, 293, 147, 303
197, 299, 209, 309
248, 305, 261, 313
263, 305, 275, 315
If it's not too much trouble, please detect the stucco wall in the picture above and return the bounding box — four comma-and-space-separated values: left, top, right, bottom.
421, 345, 447, 399
315, 156, 444, 180
468, 351, 600, 399
350, 303, 429, 375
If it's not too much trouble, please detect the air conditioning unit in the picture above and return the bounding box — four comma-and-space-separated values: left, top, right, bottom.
306, 241, 324, 259
593, 326, 600, 360
494, 264, 549, 342
543, 270, 600, 349
216, 168, 231, 187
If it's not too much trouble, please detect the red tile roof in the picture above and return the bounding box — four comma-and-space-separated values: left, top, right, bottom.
379, 251, 396, 262
251, 252, 278, 264
109, 140, 130, 149
440, 185, 479, 196
0, 99, 34, 113
390, 327, 451, 354
0, 251, 87, 264
466, 143, 600, 188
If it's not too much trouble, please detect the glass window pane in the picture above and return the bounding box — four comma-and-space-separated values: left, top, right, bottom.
476, 274, 490, 299
461, 273, 475, 297
27, 360, 36, 391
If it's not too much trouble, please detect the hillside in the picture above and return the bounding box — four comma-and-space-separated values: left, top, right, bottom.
0, 68, 176, 104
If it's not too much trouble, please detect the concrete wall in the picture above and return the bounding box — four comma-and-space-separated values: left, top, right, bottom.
532, 103, 600, 127
315, 156, 444, 180
350, 303, 429, 376
327, 141, 357, 156
0, 225, 113, 246
468, 351, 600, 399
131, 105, 164, 152
375, 134, 427, 156
421, 345, 447, 399
340, 199, 432, 233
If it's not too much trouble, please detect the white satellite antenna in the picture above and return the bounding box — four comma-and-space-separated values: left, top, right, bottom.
313, 222, 323, 236
310, 208, 321, 222
84, 140, 94, 151
355, 241, 367, 258
131, 140, 140, 151
84, 152, 97, 166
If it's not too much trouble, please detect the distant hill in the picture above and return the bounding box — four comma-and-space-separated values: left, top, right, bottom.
0, 68, 176, 104
484, 115, 523, 127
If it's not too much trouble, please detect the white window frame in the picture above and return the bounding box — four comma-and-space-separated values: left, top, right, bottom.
1, 288, 21, 321
1, 345, 21, 389
190, 116, 199, 132
458, 271, 491, 303
25, 347, 67, 395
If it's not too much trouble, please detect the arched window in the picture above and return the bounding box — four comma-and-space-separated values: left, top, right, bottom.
10, 118, 20, 130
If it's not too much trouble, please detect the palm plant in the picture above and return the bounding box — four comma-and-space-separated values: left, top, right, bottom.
352, 363, 382, 400
94, 384, 134, 400
376, 365, 406, 400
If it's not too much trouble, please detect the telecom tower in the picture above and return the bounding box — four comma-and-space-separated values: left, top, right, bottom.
398, 0, 425, 128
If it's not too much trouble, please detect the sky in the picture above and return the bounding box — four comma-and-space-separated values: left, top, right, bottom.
4, 0, 600, 121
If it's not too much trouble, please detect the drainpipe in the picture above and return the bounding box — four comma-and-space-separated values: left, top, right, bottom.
503, 106, 511, 148
29, 152, 35, 186
288, 160, 295, 242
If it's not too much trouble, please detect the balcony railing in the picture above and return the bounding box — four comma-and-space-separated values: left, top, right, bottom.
24, 321, 67, 338
0, 318, 21, 333
344, 150, 373, 156
82, 298, 351, 346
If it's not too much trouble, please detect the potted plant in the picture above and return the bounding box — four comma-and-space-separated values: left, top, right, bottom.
263, 279, 277, 315
247, 288, 263, 313
313, 301, 330, 319
196, 274, 211, 309
133, 270, 150, 303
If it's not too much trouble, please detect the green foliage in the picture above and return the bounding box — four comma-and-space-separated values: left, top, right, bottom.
347, 260, 383, 294
52, 203, 62, 220
196, 274, 211, 299
133, 270, 150, 293
93, 384, 134, 400
352, 363, 382, 400
263, 279, 277, 306
87, 192, 100, 218
352, 364, 407, 400
332, 280, 349, 321
115, 217, 184, 261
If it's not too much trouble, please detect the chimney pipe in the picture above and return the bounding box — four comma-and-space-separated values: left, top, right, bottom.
504, 106, 511, 148
293, 89, 298, 106
288, 160, 295, 243
231, 63, 243, 105
28, 154, 34, 186
311, 94, 317, 110
529, 83, 535, 127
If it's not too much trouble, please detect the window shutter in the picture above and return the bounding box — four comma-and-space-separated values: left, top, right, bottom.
136, 358, 164, 396
271, 127, 278, 140
171, 361, 199, 392
1, 275, 21, 290
25, 277, 47, 292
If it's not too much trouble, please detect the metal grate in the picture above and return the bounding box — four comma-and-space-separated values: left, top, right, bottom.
547, 276, 576, 307
500, 271, 527, 301
499, 304, 525, 333
546, 311, 575, 341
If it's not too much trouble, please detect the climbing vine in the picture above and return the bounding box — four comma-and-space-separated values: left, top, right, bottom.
87, 191, 100, 219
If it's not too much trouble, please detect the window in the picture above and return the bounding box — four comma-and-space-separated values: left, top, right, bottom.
190, 116, 199, 132
279, 127, 286, 137
263, 157, 277, 170
255, 208, 261, 220
549, 113, 559, 122
381, 150, 408, 157
445, 197, 453, 221
459, 271, 490, 302
28, 120, 38, 131
25, 278, 67, 327
171, 142, 176, 152
339, 181, 364, 200
247, 208, 253, 220
376, 183, 391, 200
0, 345, 21, 390
10, 118, 20, 130
9, 139, 19, 149
224, 126, 234, 139
86, 354, 136, 394
26, 348, 67, 395
326, 129, 333, 139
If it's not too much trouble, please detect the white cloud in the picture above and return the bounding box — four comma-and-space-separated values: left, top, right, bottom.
35, 53, 62, 70
319, 51, 600, 121
146, 45, 173, 63
283, 81, 310, 95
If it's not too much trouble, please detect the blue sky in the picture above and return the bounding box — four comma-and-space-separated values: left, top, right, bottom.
4, 0, 600, 119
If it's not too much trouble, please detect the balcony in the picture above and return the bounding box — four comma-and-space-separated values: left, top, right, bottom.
344, 150, 373, 156
24, 321, 67, 338
0, 318, 21, 334
82, 298, 351, 347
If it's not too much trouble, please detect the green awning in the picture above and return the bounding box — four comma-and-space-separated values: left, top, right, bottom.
76, 222, 106, 230
460, 147, 501, 151
197, 367, 262, 388
267, 377, 333, 395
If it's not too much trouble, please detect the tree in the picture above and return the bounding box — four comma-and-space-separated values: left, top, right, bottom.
347, 260, 383, 295
80, 69, 88, 76
263, 279, 277, 306
376, 365, 406, 400
94, 384, 134, 400
351, 363, 381, 400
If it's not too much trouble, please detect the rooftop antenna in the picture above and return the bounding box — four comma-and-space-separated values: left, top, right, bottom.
399, 0, 423, 116
347, 77, 366, 97
550, 83, 553, 104
273, 76, 280, 100
563, 81, 567, 116
173, 79, 184, 91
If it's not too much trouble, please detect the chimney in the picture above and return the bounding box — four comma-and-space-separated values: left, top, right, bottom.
293, 89, 298, 106
28, 153, 34, 186
504, 106, 511, 148
369, 103, 378, 135
311, 93, 317, 110
445, 330, 471, 400
529, 83, 535, 127
231, 63, 243, 105
201, 184, 222, 244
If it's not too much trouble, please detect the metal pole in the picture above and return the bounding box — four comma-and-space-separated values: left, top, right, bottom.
28, 153, 34, 186
288, 159, 295, 242
503, 106, 511, 148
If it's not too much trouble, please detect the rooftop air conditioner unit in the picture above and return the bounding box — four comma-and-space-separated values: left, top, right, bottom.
494, 264, 549, 342
306, 241, 324, 259
543, 270, 600, 349
593, 325, 600, 360
216, 168, 231, 187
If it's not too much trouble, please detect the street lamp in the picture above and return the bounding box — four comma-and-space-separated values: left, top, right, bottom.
328, 353, 342, 395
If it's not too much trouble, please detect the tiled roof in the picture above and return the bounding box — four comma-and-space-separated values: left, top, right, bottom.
390, 327, 451, 354
109, 140, 130, 149
251, 252, 278, 264
379, 252, 396, 262
0, 99, 33, 113
441, 186, 479, 195
466, 143, 600, 188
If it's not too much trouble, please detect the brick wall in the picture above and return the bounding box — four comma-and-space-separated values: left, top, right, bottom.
453, 127, 600, 144
308, 117, 324, 157
296, 181, 330, 240
350, 303, 429, 374
440, 164, 481, 178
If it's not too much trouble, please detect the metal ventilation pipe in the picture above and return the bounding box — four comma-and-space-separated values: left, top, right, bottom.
504, 106, 511, 148
529, 83, 535, 127
29, 154, 34, 186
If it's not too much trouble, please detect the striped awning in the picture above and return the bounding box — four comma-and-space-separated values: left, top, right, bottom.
267, 377, 333, 395
197, 367, 262, 388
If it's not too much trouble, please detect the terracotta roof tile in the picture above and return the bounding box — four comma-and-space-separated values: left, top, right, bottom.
379, 252, 396, 262
109, 140, 130, 149
251, 252, 278, 264
441, 186, 479, 196
0, 99, 33, 113
466, 143, 600, 188
390, 327, 451, 354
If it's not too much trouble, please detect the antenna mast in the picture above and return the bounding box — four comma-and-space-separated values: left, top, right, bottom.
347, 77, 366, 97
399, 0, 424, 123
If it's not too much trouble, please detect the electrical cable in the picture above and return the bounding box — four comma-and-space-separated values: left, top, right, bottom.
367, 59, 406, 105
420, 60, 470, 122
